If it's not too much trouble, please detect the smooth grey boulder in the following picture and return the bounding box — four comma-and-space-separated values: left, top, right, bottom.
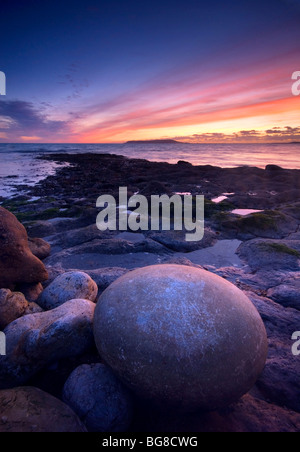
94, 264, 268, 412
38, 271, 98, 310
0, 387, 86, 432
0, 299, 95, 388
63, 363, 133, 432
267, 278, 300, 310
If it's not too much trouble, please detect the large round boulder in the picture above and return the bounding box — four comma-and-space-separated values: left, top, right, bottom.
0, 207, 48, 289
94, 264, 268, 412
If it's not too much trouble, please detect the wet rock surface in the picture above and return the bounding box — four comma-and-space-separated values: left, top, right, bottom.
1, 153, 300, 432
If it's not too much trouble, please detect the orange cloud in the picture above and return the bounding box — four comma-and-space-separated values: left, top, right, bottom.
71, 48, 300, 143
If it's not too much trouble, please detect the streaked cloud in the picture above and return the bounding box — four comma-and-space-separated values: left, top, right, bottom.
0, 100, 70, 141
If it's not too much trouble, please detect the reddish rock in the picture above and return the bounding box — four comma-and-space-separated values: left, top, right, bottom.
0, 289, 28, 329
0, 207, 48, 289
28, 237, 51, 260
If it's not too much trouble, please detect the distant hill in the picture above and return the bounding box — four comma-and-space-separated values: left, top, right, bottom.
125, 139, 184, 144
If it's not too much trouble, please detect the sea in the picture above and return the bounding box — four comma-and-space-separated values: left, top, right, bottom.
0, 142, 299, 198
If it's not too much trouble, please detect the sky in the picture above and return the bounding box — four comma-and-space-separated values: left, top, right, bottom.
0, 0, 299, 143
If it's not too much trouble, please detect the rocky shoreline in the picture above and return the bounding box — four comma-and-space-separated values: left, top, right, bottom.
0, 152, 300, 432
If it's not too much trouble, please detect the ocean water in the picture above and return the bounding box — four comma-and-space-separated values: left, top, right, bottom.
0, 142, 299, 198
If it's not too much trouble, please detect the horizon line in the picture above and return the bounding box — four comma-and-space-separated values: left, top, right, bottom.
0, 141, 300, 145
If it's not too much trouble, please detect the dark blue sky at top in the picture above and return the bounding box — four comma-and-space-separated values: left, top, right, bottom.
1, 0, 299, 100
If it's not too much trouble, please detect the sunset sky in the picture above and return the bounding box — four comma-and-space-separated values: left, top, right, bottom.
0, 0, 299, 143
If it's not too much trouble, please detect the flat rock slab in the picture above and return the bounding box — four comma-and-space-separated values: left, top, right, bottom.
47, 252, 166, 270
44, 239, 243, 272
177, 239, 243, 268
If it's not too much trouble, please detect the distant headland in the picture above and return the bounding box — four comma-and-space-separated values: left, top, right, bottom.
125, 139, 184, 144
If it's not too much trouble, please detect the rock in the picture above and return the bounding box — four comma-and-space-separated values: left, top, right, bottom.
24, 302, 44, 315
132, 394, 300, 432
246, 292, 300, 413
86, 268, 130, 295
25, 220, 56, 238
28, 237, 51, 260
265, 164, 284, 172
67, 238, 167, 255
274, 189, 300, 204
94, 264, 268, 412
43, 266, 65, 287
0, 299, 95, 388
140, 180, 171, 196
45, 237, 168, 263
215, 210, 298, 240
18, 282, 43, 302
45, 224, 113, 249
146, 228, 217, 252
267, 277, 300, 310
38, 271, 98, 310
63, 363, 133, 432
237, 239, 300, 272
0, 289, 29, 329
281, 202, 300, 220
0, 387, 86, 432
25, 217, 83, 238
161, 256, 204, 268
0, 207, 48, 289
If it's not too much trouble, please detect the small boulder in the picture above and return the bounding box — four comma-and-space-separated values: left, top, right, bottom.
38, 271, 98, 310
0, 387, 86, 432
63, 363, 133, 432
0, 289, 28, 329
0, 299, 95, 388
28, 237, 51, 260
0, 207, 48, 289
